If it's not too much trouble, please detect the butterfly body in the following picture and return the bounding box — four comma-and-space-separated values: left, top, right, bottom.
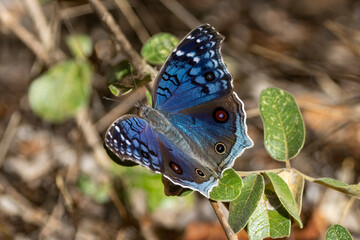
105, 24, 253, 197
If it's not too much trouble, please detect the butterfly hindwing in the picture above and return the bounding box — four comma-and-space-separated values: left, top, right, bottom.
153, 24, 232, 112
105, 115, 163, 173
168, 92, 253, 174
105, 115, 218, 197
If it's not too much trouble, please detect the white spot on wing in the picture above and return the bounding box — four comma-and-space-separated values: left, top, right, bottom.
187, 52, 195, 57
176, 50, 184, 56
193, 56, 200, 63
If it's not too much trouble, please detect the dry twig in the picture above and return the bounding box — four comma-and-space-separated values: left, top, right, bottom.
209, 200, 238, 240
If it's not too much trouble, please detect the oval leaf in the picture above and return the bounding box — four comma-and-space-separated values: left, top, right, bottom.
265, 172, 303, 228
66, 34, 93, 59
278, 170, 304, 215
141, 33, 179, 65
314, 178, 360, 199
229, 174, 264, 233
247, 185, 291, 240
326, 224, 353, 240
259, 88, 305, 161
210, 169, 242, 201
29, 60, 92, 123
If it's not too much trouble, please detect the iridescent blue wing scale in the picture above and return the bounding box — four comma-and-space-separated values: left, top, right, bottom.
105, 115, 218, 196
153, 24, 232, 112
105, 115, 163, 173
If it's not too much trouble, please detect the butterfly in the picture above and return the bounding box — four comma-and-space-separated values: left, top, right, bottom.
105, 24, 253, 198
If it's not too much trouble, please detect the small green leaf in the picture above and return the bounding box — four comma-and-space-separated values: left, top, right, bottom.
229, 174, 264, 233
326, 224, 353, 240
141, 33, 179, 65
278, 170, 304, 215
247, 185, 291, 240
66, 34, 93, 59
210, 169, 243, 201
29, 60, 92, 123
265, 172, 303, 228
314, 178, 360, 199
146, 89, 153, 108
77, 174, 109, 203
106, 60, 151, 96
259, 88, 305, 161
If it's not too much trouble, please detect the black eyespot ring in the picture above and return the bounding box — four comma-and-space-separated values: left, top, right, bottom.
215, 142, 226, 154
195, 168, 206, 178
204, 71, 215, 81
212, 107, 229, 123
170, 161, 183, 174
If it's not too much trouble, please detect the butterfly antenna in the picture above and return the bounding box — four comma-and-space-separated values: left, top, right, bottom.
129, 62, 143, 109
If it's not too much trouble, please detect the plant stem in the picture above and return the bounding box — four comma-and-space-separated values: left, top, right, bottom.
209, 200, 238, 240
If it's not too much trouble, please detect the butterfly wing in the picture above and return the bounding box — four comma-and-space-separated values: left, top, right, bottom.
153, 24, 232, 112
168, 92, 253, 174
105, 115, 217, 197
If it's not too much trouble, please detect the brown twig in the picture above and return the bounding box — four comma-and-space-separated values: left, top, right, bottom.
88, 0, 157, 80
0, 111, 21, 167
0, 2, 51, 65
159, 0, 200, 29
24, 0, 52, 51
114, 0, 150, 44
209, 200, 238, 240
75, 108, 110, 170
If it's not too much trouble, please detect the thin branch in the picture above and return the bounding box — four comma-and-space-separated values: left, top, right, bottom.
88, 0, 157, 80
159, 0, 200, 29
209, 200, 238, 240
75, 107, 110, 170
0, 2, 51, 65
0, 111, 21, 167
114, 0, 150, 44
24, 0, 52, 50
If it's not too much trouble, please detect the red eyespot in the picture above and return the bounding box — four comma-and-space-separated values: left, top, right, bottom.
215, 142, 226, 154
170, 162, 183, 174
213, 107, 229, 123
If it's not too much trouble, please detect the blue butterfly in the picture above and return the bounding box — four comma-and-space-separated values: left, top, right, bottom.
105, 24, 253, 198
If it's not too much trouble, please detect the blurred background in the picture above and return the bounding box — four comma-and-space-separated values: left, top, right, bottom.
0, 0, 360, 239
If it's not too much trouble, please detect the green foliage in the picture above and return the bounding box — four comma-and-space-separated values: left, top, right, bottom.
210, 168, 242, 201
259, 88, 305, 161
247, 184, 291, 240
229, 174, 264, 233
106, 60, 151, 96
77, 174, 110, 203
314, 178, 360, 199
141, 33, 179, 65
264, 172, 303, 228
29, 60, 92, 123
66, 34, 93, 59
111, 163, 193, 211
326, 224, 353, 240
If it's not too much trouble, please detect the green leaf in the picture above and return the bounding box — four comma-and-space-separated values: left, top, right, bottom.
264, 172, 303, 228
314, 178, 360, 199
66, 34, 93, 59
29, 60, 92, 123
106, 60, 151, 96
210, 169, 243, 201
229, 174, 264, 233
326, 224, 353, 240
146, 89, 153, 108
259, 88, 305, 161
247, 185, 291, 240
77, 174, 110, 203
141, 33, 179, 65
278, 170, 304, 215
